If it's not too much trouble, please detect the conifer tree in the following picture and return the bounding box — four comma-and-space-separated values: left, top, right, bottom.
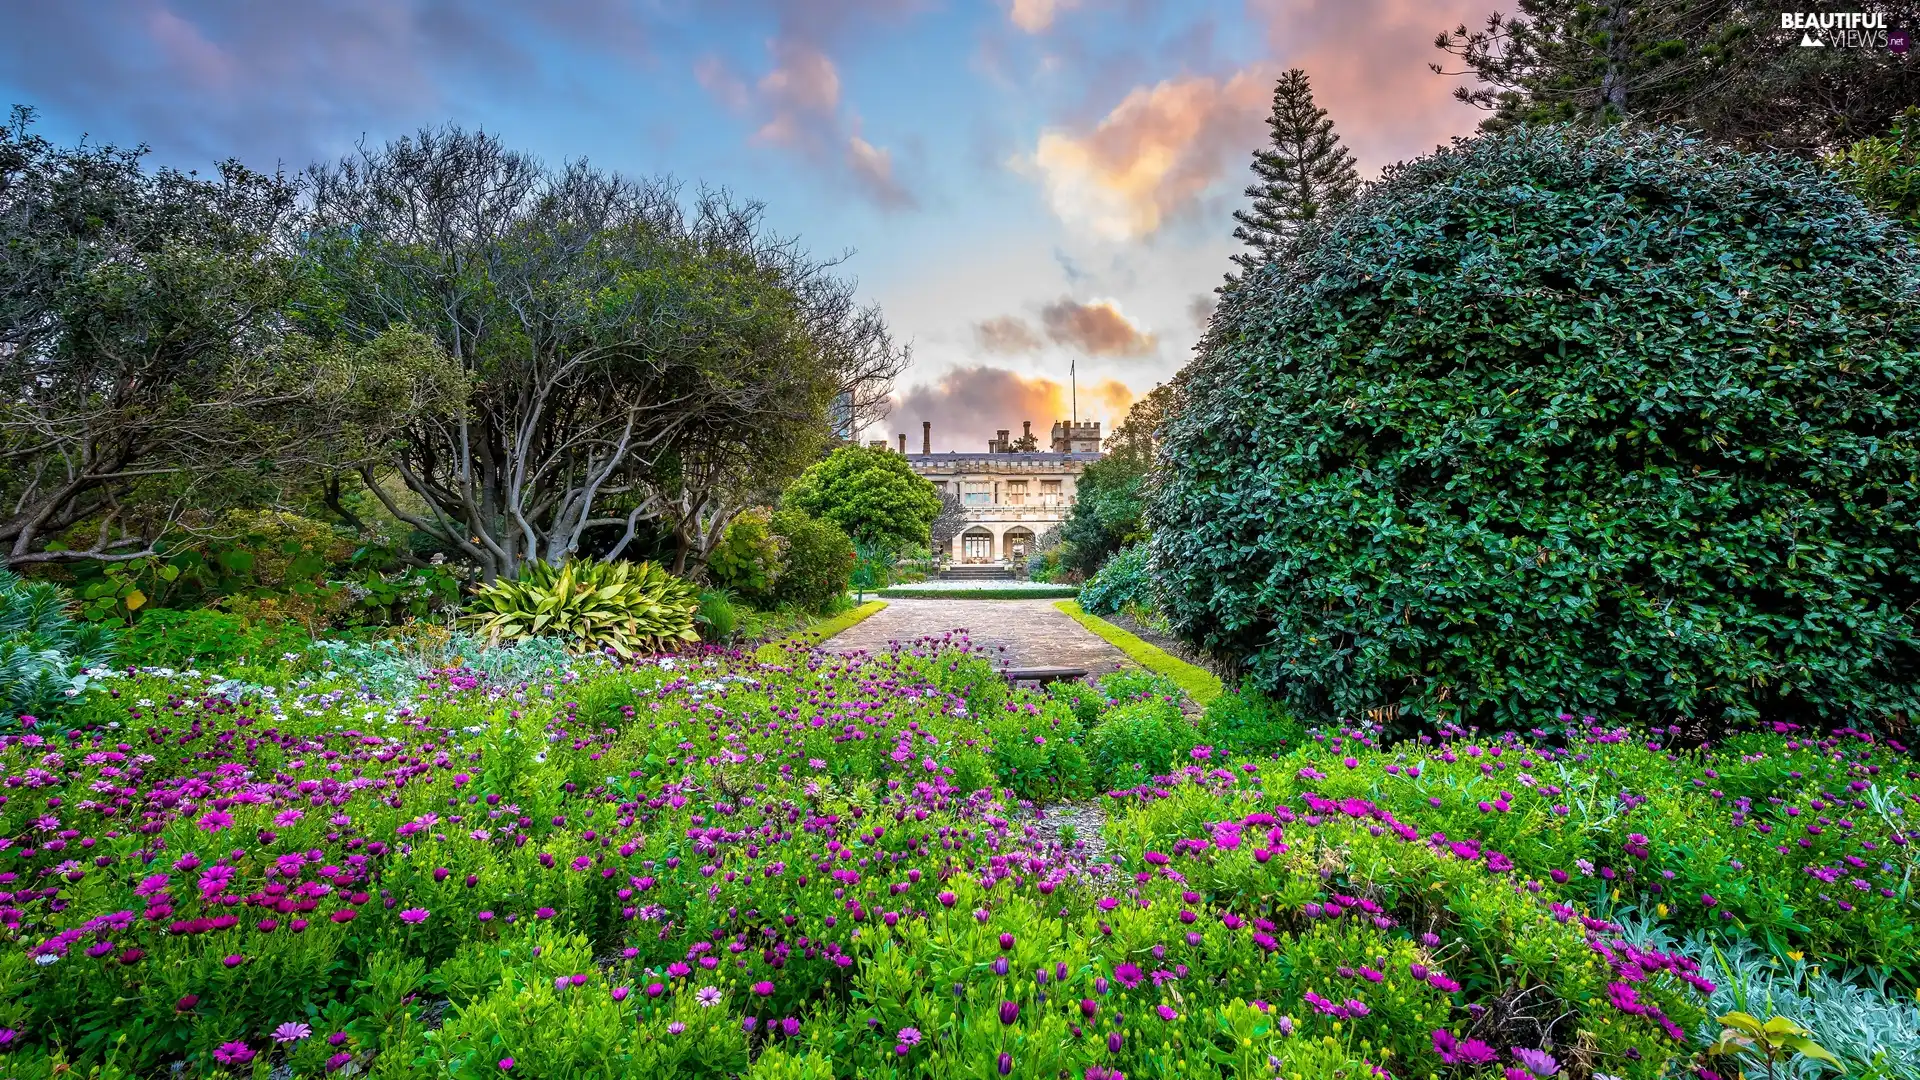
1230, 69, 1360, 276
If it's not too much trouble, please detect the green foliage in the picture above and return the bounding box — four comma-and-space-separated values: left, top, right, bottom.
695, 589, 740, 644
462, 559, 699, 658
1153, 124, 1920, 731
0, 569, 116, 722
119, 608, 308, 669
1077, 544, 1153, 617
1056, 599, 1225, 705
1084, 695, 1197, 788
1200, 690, 1303, 759
1830, 106, 1920, 232
768, 510, 854, 614
782, 445, 941, 550
706, 508, 787, 603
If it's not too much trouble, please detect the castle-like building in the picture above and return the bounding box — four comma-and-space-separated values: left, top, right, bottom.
879, 419, 1102, 565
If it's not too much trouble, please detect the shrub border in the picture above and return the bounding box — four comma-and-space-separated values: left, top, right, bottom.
876, 586, 1081, 599
1054, 599, 1224, 705
752, 600, 887, 662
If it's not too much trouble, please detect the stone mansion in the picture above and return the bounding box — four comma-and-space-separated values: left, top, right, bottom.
882, 419, 1103, 566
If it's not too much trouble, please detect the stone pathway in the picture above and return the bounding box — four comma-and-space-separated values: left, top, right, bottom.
824, 597, 1137, 678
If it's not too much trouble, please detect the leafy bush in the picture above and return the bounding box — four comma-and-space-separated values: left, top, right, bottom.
1077, 543, 1153, 617
1201, 689, 1303, 758
769, 509, 854, 613
0, 569, 116, 722
1830, 105, 1920, 233
782, 444, 941, 549
463, 559, 699, 657
1153, 123, 1920, 731
707, 508, 787, 603
120, 607, 308, 669
1084, 695, 1197, 787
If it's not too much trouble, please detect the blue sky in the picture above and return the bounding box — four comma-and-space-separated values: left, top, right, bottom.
0, 0, 1491, 450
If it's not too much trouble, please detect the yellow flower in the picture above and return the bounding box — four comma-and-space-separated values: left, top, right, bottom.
1656, 903, 1669, 917
1788, 950, 1804, 961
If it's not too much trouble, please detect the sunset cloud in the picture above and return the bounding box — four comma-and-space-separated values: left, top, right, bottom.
883, 366, 1138, 450
975, 315, 1046, 354
972, 299, 1155, 357
1007, 0, 1080, 33
846, 132, 915, 209
1027, 68, 1273, 240
1039, 297, 1155, 356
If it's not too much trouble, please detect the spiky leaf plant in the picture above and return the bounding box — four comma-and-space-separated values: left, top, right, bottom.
0, 569, 118, 722
462, 560, 699, 658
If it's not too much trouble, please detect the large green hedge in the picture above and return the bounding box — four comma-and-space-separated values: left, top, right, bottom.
1151, 124, 1920, 731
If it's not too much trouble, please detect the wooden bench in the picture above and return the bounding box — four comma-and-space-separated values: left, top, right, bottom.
1002, 666, 1090, 686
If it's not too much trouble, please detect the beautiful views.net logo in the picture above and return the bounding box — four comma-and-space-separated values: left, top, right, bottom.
1780, 11, 1908, 49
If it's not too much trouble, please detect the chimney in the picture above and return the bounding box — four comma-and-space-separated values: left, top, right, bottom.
1022, 420, 1032, 444
898, 433, 906, 454
922, 421, 931, 455
997, 428, 1010, 453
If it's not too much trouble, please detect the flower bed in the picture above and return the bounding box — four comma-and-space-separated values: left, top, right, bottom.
1, 640, 1914, 1078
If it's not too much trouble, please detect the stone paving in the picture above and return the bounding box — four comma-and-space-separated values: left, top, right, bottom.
823, 597, 1137, 678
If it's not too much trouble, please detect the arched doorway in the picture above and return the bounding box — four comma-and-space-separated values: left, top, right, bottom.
961, 528, 994, 563
1003, 527, 1035, 563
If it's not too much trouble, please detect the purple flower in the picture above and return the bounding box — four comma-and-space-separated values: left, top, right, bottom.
998, 1052, 1013, 1075
1113, 962, 1144, 989
328, 1052, 355, 1072
1512, 1047, 1558, 1078
998, 1000, 1020, 1025
214, 1042, 255, 1065
498, 1058, 514, 1071
752, 980, 775, 996
899, 1026, 923, 1047
272, 1022, 313, 1044
399, 907, 429, 924
1156, 1004, 1178, 1021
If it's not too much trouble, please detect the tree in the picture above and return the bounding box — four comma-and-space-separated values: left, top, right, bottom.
1829, 106, 1920, 232
927, 489, 968, 562
301, 126, 906, 581
1152, 124, 1920, 732
1229, 70, 1359, 277
0, 107, 441, 567
783, 445, 941, 551
1056, 385, 1172, 577
1434, 2, 1920, 156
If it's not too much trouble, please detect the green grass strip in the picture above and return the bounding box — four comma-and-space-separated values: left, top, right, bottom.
752, 600, 888, 663
1054, 599, 1225, 705
876, 586, 1080, 599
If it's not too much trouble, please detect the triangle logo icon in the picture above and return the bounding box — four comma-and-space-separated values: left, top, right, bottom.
1800, 30, 1824, 46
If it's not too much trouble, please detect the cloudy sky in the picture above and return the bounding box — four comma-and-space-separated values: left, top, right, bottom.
0, 0, 1493, 451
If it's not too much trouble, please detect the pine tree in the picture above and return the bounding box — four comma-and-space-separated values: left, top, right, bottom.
1230, 69, 1360, 276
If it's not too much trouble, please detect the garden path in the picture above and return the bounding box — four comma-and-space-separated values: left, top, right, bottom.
824, 597, 1136, 678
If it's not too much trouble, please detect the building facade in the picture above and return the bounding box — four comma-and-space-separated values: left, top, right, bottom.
895, 419, 1103, 565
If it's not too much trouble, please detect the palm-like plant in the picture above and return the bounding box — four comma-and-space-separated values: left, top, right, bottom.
0, 569, 118, 722
462, 560, 699, 658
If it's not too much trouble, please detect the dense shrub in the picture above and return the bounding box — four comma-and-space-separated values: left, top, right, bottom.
707, 508, 786, 603
1077, 543, 1153, 617
0, 569, 115, 722
1084, 695, 1197, 787
463, 559, 699, 657
769, 509, 854, 613
1152, 123, 1920, 731
1200, 689, 1303, 758
120, 608, 308, 669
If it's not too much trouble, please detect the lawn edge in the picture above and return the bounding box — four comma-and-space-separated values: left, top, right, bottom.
752, 600, 888, 662
1053, 599, 1225, 706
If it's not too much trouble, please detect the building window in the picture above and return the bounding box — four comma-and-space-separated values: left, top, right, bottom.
1040, 479, 1062, 505
962, 530, 993, 561
1005, 481, 1028, 506
962, 482, 991, 506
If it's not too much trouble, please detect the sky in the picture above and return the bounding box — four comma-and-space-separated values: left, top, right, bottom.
0, 0, 1494, 451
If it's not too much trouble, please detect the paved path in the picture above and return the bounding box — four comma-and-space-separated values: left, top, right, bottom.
824, 598, 1137, 678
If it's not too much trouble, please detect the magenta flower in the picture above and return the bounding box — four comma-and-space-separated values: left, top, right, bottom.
214, 1041, 255, 1065
399, 907, 429, 924
752, 980, 775, 996
498, 1058, 514, 1071
998, 1000, 1020, 1025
